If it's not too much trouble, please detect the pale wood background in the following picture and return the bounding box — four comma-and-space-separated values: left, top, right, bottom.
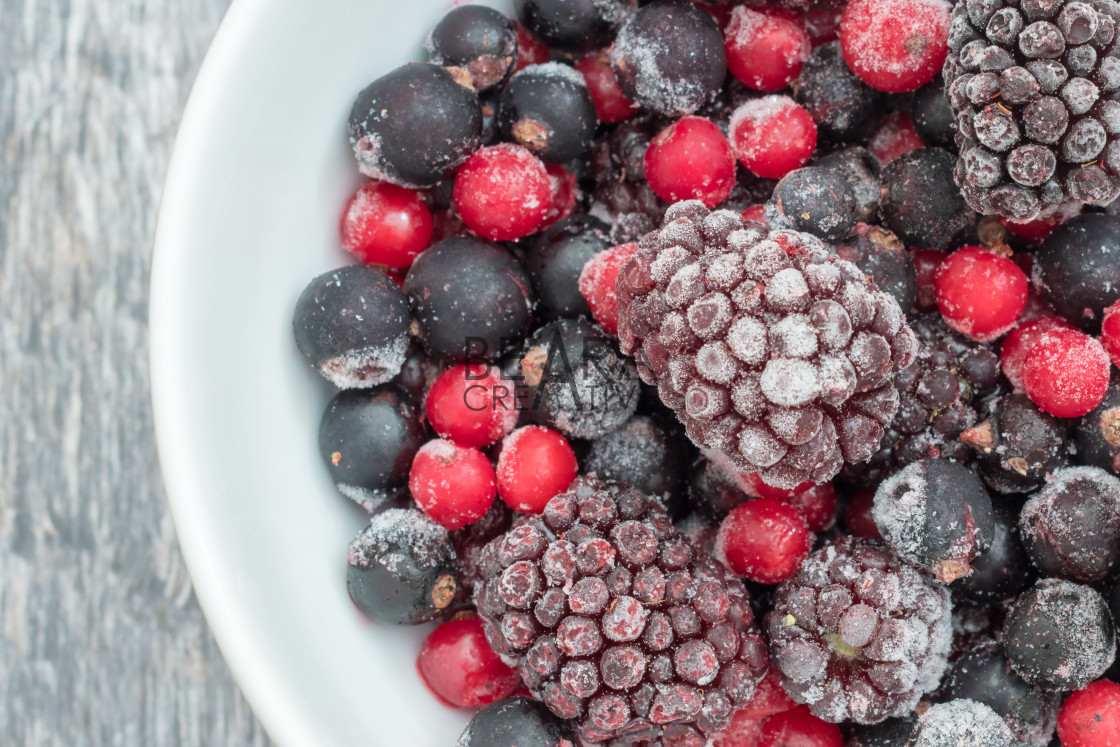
0, 0, 271, 743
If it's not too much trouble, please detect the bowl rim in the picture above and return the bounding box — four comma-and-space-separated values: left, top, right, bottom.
150, 0, 310, 744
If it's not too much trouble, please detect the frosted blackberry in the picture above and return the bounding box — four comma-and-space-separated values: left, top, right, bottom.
1002, 578, 1117, 691
872, 459, 995, 583
473, 475, 768, 745
944, 0, 1120, 219
615, 201, 918, 490
765, 537, 952, 724
960, 393, 1069, 494
910, 700, 1013, 747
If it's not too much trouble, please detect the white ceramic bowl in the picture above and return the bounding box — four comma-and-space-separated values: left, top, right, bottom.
150, 1, 511, 744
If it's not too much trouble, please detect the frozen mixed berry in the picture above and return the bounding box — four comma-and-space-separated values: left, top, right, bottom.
715, 497, 812, 583
942, 645, 1061, 746
527, 214, 612, 321
513, 22, 551, 71
911, 77, 956, 148
792, 41, 884, 142
840, 0, 950, 93
339, 181, 433, 270
644, 115, 736, 208
868, 112, 926, 167
909, 699, 1013, 747
961, 393, 1069, 494
540, 163, 579, 232
879, 147, 976, 250
754, 704, 845, 746
766, 166, 857, 241
1020, 466, 1120, 584
817, 147, 883, 225
514, 0, 634, 53
766, 536, 953, 724
473, 475, 769, 744
574, 51, 639, 124
456, 697, 578, 747
610, 0, 728, 116
1021, 326, 1111, 417
498, 63, 598, 164
729, 96, 818, 179
496, 426, 579, 514
584, 414, 690, 507
872, 458, 995, 583
588, 117, 668, 242
348, 63, 482, 188
1001, 200, 1082, 242
711, 668, 798, 747
944, 0, 1120, 220
403, 236, 534, 363
426, 363, 519, 449
616, 201, 917, 489
1003, 578, 1117, 692
688, 457, 752, 522
911, 248, 947, 311
834, 225, 916, 314
1057, 680, 1120, 747
579, 241, 639, 336
346, 508, 458, 625
409, 439, 497, 530
1032, 213, 1120, 331
1000, 315, 1078, 391
935, 246, 1029, 341
724, 6, 811, 92
319, 386, 427, 511
418, 615, 521, 708
1073, 375, 1120, 472
1102, 300, 1120, 367
293, 265, 411, 388
518, 318, 640, 439
426, 5, 519, 93
453, 144, 552, 241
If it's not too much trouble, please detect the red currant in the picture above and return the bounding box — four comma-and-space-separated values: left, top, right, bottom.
730, 96, 817, 179
716, 497, 812, 583
725, 6, 811, 92
409, 439, 496, 530
1001, 201, 1081, 243
839, 0, 950, 92
867, 111, 924, 165
934, 246, 1028, 341
540, 163, 578, 231
340, 181, 433, 269
1104, 301, 1120, 369
574, 51, 638, 124
453, 144, 551, 241
1001, 315, 1077, 391
496, 425, 578, 514
513, 23, 551, 73
417, 616, 520, 708
644, 116, 736, 208
426, 364, 519, 448
714, 668, 797, 747
757, 705, 845, 747
1022, 327, 1111, 418
741, 204, 768, 224
578, 241, 639, 336
1058, 679, 1120, 747
782, 483, 837, 533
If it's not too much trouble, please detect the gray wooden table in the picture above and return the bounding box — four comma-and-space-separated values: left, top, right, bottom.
0, 0, 271, 743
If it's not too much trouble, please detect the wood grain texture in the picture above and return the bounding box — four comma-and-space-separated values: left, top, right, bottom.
0, 0, 270, 743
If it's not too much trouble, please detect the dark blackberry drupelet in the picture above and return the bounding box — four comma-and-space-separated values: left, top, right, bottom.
1073, 373, 1120, 471
473, 475, 769, 745
960, 393, 1069, 494
426, 5, 519, 93
456, 697, 578, 747
879, 148, 977, 251
792, 42, 884, 142
765, 537, 953, 724
843, 313, 1001, 486
943, 0, 1120, 219
834, 223, 917, 312
449, 501, 515, 613
615, 201, 918, 490
498, 63, 599, 164
527, 215, 612, 321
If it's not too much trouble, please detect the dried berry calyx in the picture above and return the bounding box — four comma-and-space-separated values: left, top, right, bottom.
616, 200, 917, 489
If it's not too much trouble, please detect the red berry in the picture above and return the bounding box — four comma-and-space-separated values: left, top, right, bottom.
340, 181, 433, 269
1022, 327, 1111, 418
757, 705, 845, 747
844, 487, 881, 538
644, 116, 736, 208
513, 24, 551, 73
839, 0, 949, 92
867, 111, 924, 165
574, 52, 638, 124
730, 96, 817, 179
409, 439, 496, 530
1001, 315, 1078, 391
934, 246, 1028, 341
725, 6, 811, 92
781, 483, 838, 533
911, 248, 946, 311
741, 204, 768, 224
496, 426, 578, 514
417, 616, 520, 708
453, 144, 551, 241
714, 668, 797, 747
579, 242, 639, 336
1101, 301, 1120, 369
1058, 679, 1120, 747
716, 497, 812, 583
540, 163, 578, 231
1001, 202, 1081, 242
426, 364, 519, 448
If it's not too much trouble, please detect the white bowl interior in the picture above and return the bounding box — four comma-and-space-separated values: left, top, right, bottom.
151, 1, 511, 744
